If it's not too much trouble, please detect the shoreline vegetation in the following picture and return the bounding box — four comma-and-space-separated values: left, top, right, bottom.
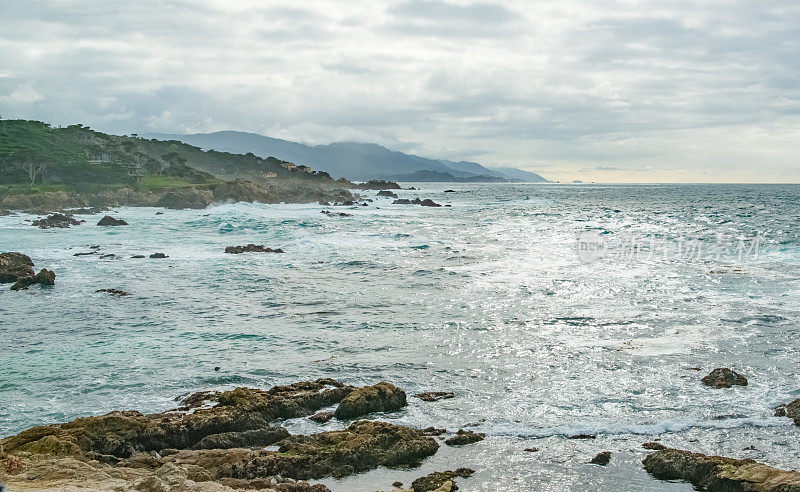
0, 119, 403, 212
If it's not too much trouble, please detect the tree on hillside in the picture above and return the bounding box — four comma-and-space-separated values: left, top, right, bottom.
19, 159, 49, 191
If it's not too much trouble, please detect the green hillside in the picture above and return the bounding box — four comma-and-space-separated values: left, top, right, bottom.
0, 120, 336, 194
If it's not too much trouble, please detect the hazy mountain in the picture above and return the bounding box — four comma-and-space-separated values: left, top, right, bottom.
144, 131, 547, 182
486, 166, 549, 182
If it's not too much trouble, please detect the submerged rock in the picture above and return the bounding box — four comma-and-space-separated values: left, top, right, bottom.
590, 451, 611, 465
0, 252, 35, 283
393, 199, 413, 205
416, 392, 455, 402
334, 382, 407, 419
321, 210, 352, 217
410, 468, 474, 492
31, 213, 84, 229
225, 244, 285, 254
445, 429, 485, 446
701, 368, 748, 388
97, 215, 128, 226
643, 447, 800, 491
96, 289, 129, 296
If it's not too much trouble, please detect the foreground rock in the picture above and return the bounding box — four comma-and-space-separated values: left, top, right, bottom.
334, 382, 407, 419
643, 447, 800, 491
701, 368, 748, 388
11, 268, 56, 290
0, 252, 35, 283
409, 468, 474, 492
225, 244, 285, 254
31, 213, 84, 229
96, 215, 128, 226
590, 451, 611, 465
0, 379, 439, 491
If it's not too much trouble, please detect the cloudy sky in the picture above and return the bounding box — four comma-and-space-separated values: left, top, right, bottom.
1, 1, 799, 182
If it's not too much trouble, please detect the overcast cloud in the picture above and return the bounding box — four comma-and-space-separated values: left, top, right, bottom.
1, 0, 798, 182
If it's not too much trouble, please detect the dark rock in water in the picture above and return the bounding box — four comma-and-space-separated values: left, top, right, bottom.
377, 190, 399, 198
642, 442, 667, 450
69, 207, 108, 215
321, 210, 352, 217
392, 481, 404, 488
0, 209, 11, 216
775, 398, 800, 424
419, 199, 441, 207
444, 189, 456, 193
11, 269, 55, 290
156, 188, 214, 209
309, 411, 334, 423
445, 429, 485, 446
319, 200, 331, 206
149, 253, 168, 259
96, 289, 129, 296
97, 215, 128, 226
407, 187, 417, 190
524, 447, 539, 452
334, 382, 407, 419
411, 468, 474, 492
570, 434, 596, 439
99, 254, 116, 259
393, 199, 413, 205
73, 251, 96, 256
130, 255, 146, 259
155, 211, 164, 215
421, 427, 446, 436
590, 451, 612, 465
701, 368, 747, 388
416, 391, 455, 402
643, 447, 800, 490
0, 252, 35, 283
214, 366, 220, 371
31, 213, 84, 229
225, 244, 285, 254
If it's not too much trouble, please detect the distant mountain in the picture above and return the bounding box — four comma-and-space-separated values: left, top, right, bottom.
486, 166, 549, 182
384, 170, 508, 183
144, 131, 548, 183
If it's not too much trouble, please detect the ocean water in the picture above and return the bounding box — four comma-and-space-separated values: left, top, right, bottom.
1, 183, 800, 491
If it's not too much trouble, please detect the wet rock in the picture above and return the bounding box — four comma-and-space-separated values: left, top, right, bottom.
570, 434, 597, 439
421, 427, 447, 436
0, 209, 11, 216
418, 199, 441, 207
642, 442, 667, 450
445, 429, 485, 446
156, 188, 214, 209
643, 447, 800, 490
410, 468, 474, 492
416, 392, 455, 402
393, 481, 404, 488
31, 213, 84, 229
149, 253, 168, 259
334, 382, 407, 420
701, 368, 748, 388
309, 411, 334, 423
393, 199, 413, 204
11, 269, 55, 290
225, 244, 285, 254
443, 190, 456, 193
775, 398, 800, 424
192, 426, 290, 449
131, 255, 146, 259
377, 190, 399, 198
97, 215, 128, 226
96, 289, 129, 296
0, 252, 35, 283
590, 451, 611, 465
321, 210, 352, 217
74, 251, 96, 256
524, 447, 539, 452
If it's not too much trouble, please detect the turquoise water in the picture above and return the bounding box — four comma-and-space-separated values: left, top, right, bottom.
2, 183, 800, 491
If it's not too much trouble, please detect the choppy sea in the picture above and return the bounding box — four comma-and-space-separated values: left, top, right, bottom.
2, 183, 799, 491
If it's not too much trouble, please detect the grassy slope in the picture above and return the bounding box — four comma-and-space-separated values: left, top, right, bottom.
0, 120, 336, 194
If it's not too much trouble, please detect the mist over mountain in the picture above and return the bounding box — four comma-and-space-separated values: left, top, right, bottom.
144, 131, 548, 183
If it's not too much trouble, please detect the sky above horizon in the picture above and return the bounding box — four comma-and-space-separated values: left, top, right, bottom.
1, 1, 799, 183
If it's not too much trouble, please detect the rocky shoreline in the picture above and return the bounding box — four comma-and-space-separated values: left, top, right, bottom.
0, 380, 477, 492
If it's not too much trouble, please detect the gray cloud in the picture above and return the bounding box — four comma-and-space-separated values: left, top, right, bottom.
0, 0, 798, 182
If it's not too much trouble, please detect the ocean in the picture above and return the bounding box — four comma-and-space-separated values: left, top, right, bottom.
2, 183, 799, 491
